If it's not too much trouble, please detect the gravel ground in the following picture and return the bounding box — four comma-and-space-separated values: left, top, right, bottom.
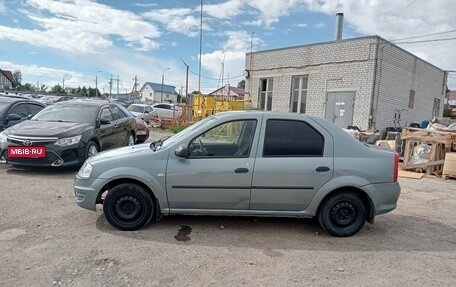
1, 129, 455, 287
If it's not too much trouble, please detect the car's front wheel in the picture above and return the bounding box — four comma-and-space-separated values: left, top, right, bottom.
85, 141, 99, 159
103, 183, 154, 231
126, 132, 135, 146
318, 191, 366, 237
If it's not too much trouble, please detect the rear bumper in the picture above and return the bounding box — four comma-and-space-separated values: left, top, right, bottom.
364, 182, 401, 215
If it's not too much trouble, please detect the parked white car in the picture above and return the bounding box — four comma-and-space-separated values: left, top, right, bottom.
151, 103, 182, 119
127, 104, 157, 123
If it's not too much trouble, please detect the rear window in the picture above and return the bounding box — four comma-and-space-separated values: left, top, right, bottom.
263, 119, 324, 157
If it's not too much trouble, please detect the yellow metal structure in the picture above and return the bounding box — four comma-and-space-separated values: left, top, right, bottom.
192, 93, 249, 121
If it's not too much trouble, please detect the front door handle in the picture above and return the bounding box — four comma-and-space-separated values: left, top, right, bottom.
316, 166, 330, 172
234, 168, 249, 174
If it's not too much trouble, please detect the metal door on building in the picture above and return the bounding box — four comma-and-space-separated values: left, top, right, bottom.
325, 92, 355, 129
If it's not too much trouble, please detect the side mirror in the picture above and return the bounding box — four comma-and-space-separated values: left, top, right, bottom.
6, 113, 22, 122
100, 118, 111, 125
174, 144, 189, 158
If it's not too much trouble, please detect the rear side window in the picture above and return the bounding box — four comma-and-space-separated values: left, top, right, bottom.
263, 119, 324, 157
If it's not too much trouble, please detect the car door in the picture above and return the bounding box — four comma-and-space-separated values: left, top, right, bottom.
5, 102, 29, 128
110, 104, 131, 147
166, 119, 258, 210
250, 116, 334, 211
96, 106, 117, 150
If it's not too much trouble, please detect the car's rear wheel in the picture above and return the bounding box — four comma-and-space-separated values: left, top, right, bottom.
103, 183, 154, 231
85, 141, 99, 159
318, 192, 366, 237
126, 132, 135, 146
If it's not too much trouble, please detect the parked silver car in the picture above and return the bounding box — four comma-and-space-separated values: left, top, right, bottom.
151, 103, 182, 119
74, 111, 400, 237
127, 103, 157, 123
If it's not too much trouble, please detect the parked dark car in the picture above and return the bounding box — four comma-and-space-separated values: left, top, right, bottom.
0, 95, 46, 132
0, 100, 137, 167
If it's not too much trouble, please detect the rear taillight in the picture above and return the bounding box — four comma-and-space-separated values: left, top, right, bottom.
393, 153, 399, 182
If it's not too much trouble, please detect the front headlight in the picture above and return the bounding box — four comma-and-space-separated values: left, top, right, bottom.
55, 135, 82, 146
78, 162, 93, 178
0, 132, 7, 144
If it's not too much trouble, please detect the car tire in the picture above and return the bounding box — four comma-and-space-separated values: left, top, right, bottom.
127, 132, 135, 146
103, 183, 154, 231
85, 141, 99, 159
318, 192, 366, 237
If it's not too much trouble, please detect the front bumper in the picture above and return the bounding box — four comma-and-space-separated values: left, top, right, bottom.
74, 176, 106, 211
0, 144, 86, 167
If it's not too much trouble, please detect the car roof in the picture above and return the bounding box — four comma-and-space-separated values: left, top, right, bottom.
55, 99, 111, 107
0, 95, 42, 104
130, 103, 149, 107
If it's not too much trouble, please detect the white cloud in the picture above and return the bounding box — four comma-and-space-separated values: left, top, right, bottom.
314, 22, 326, 28
0, 0, 161, 54
134, 3, 157, 8
295, 23, 309, 28
301, 0, 456, 82
200, 30, 263, 91
204, 0, 244, 19
142, 8, 202, 37
244, 0, 307, 26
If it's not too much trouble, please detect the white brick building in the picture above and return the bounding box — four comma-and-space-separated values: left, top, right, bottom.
245, 36, 447, 130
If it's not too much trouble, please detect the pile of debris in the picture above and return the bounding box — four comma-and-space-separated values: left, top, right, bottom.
400, 118, 456, 177
343, 119, 456, 179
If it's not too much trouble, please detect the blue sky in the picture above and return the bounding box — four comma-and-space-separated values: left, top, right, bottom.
1, 0, 456, 94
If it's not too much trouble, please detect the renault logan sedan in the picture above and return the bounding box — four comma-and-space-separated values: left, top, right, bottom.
74, 111, 400, 237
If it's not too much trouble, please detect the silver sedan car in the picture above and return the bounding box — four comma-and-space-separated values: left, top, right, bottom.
74, 111, 400, 237
127, 104, 157, 123
151, 103, 182, 119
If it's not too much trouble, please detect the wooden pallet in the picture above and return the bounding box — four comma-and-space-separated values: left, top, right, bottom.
401, 128, 455, 175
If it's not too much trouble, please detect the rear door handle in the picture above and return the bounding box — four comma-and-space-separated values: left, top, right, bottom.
234, 168, 249, 174
316, 166, 330, 172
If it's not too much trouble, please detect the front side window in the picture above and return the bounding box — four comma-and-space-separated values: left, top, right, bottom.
189, 120, 257, 158
100, 107, 113, 121
290, 76, 308, 113
263, 119, 324, 157
259, 78, 273, 111
9, 103, 28, 117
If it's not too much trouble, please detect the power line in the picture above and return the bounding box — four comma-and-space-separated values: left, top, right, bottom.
393, 36, 456, 44
390, 29, 456, 42
189, 69, 243, 80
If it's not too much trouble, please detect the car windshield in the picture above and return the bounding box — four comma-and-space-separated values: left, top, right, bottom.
158, 116, 217, 150
128, 105, 145, 113
32, 104, 98, 123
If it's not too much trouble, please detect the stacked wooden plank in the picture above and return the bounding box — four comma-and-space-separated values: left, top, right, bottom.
401, 127, 456, 176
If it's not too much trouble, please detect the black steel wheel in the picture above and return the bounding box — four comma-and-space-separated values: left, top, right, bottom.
103, 183, 154, 231
318, 192, 366, 237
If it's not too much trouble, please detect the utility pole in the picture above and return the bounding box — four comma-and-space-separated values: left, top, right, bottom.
132, 76, 138, 102
116, 75, 119, 96
180, 58, 190, 121
95, 70, 102, 98
109, 75, 113, 97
